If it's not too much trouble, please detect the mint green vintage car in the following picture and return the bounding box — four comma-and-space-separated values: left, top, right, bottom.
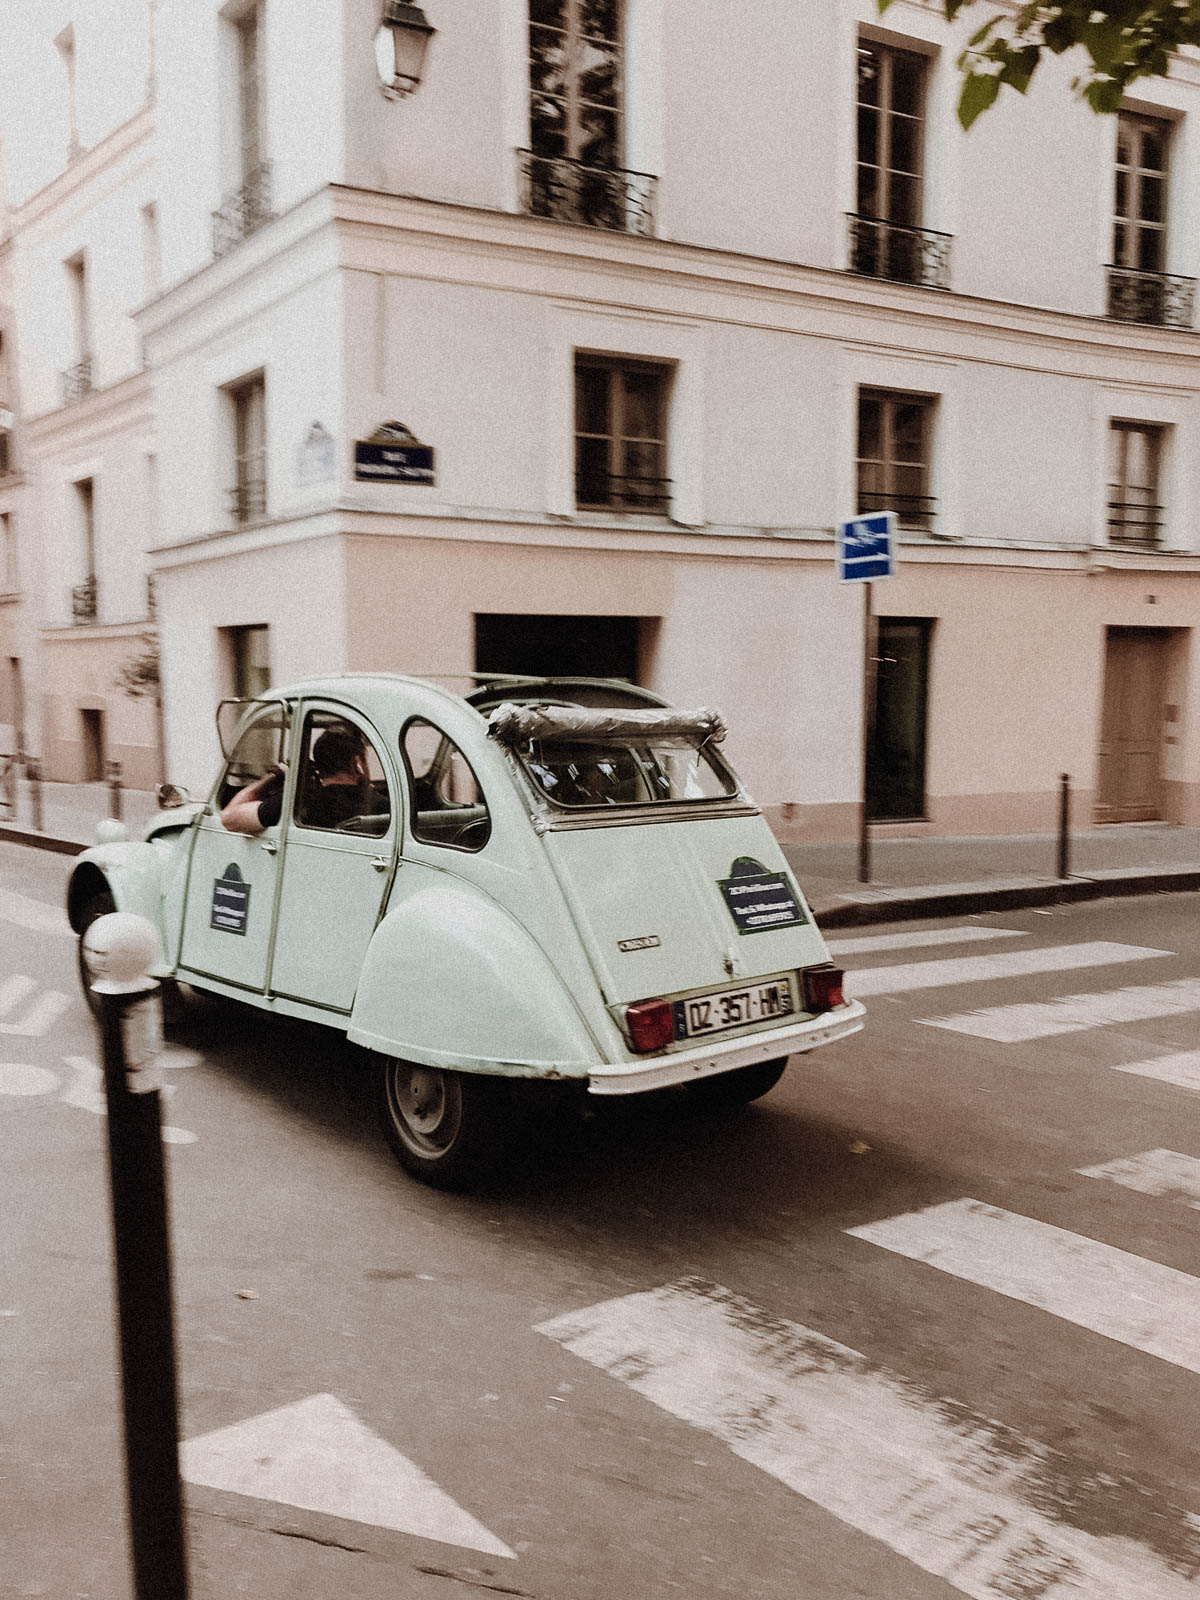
67, 675, 864, 1187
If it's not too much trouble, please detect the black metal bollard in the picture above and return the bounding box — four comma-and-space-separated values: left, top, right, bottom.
1057, 772, 1071, 881
85, 914, 189, 1600
27, 756, 44, 832
107, 758, 124, 821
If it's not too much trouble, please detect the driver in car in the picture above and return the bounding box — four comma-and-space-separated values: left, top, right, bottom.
221, 726, 370, 834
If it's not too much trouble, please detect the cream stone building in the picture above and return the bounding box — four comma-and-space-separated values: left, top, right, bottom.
5, 2, 1200, 833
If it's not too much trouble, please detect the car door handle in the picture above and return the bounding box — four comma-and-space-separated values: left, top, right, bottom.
371, 856, 388, 872
260, 838, 278, 855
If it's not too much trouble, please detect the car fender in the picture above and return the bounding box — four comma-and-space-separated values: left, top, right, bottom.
66, 843, 171, 972
348, 881, 605, 1078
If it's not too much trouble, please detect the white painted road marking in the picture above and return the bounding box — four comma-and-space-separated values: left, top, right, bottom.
1113, 1050, 1200, 1094
0, 988, 71, 1038
0, 890, 72, 938
0, 1063, 60, 1097
58, 1054, 197, 1144
537, 1278, 1200, 1598
919, 977, 1200, 1043
850, 941, 1170, 998
847, 1199, 1200, 1374
182, 1393, 514, 1558
826, 925, 1027, 957
1078, 1149, 1200, 1210
0, 975, 36, 1019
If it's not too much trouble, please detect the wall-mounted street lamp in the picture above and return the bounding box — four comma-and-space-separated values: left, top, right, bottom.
374, 1, 436, 100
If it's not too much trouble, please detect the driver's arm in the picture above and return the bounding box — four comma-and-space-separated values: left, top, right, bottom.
221, 768, 284, 835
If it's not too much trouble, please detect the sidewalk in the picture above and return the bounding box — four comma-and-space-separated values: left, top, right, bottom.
3, 778, 1198, 926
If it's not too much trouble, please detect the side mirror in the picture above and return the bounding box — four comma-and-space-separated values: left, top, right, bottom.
156, 783, 191, 809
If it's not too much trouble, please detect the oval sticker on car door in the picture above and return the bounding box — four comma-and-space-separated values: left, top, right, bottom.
718, 857, 807, 935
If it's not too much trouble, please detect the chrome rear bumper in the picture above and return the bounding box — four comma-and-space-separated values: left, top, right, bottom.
586, 1000, 866, 1096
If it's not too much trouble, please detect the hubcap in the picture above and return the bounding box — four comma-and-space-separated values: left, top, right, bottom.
386, 1062, 462, 1157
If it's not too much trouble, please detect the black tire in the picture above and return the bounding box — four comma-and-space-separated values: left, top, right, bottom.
77, 889, 116, 1017
694, 1056, 789, 1108
375, 1058, 514, 1189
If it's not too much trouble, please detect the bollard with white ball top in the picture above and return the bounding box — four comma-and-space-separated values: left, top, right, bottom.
84, 912, 189, 1599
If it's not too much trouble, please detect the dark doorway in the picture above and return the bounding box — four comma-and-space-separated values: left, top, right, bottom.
474, 614, 643, 682
868, 617, 932, 820
1096, 627, 1169, 821
80, 708, 105, 782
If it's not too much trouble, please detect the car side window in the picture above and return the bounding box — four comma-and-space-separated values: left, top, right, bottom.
294, 711, 392, 837
216, 705, 290, 813
401, 719, 491, 851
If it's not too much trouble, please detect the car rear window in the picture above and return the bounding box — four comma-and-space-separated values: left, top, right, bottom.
518, 738, 737, 810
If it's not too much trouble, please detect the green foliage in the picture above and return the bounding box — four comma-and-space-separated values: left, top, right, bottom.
115, 634, 161, 702
877, 2, 1200, 127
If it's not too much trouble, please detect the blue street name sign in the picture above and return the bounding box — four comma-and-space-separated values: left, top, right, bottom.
837, 511, 897, 582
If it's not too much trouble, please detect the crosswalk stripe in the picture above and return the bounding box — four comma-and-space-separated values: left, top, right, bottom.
0, 989, 71, 1038
825, 925, 1027, 957
1077, 1149, 1200, 1209
0, 890, 72, 938
0, 975, 36, 1020
537, 1278, 1200, 1599
847, 1199, 1200, 1374
850, 941, 1169, 998
919, 977, 1200, 1043
1114, 1051, 1200, 1094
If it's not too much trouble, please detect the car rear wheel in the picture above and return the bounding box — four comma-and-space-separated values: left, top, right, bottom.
76, 889, 117, 1018
375, 1058, 511, 1189
694, 1056, 789, 1107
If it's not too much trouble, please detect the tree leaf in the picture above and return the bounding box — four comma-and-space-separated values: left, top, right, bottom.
957, 70, 1002, 130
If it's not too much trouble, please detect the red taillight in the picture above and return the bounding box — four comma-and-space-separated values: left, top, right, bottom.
626, 997, 676, 1053
803, 965, 845, 1014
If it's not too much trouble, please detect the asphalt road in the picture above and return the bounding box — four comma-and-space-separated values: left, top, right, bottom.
3, 839, 1200, 1600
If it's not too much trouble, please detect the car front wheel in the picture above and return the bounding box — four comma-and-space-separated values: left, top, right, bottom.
375, 1058, 511, 1189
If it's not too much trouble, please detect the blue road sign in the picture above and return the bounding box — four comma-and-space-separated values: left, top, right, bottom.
837, 511, 896, 582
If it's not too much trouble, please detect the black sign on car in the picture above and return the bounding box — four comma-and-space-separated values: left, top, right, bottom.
718, 857, 808, 934
211, 864, 250, 935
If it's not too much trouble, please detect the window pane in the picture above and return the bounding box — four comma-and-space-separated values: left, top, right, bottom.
857, 460, 885, 510
620, 438, 666, 506
402, 719, 491, 851
582, 0, 620, 42
857, 44, 880, 107
893, 461, 927, 505
579, 103, 619, 167
1108, 424, 1126, 484
892, 401, 927, 464
530, 0, 566, 26
889, 52, 924, 116
856, 164, 880, 218
889, 113, 921, 177
1113, 220, 1128, 266
1140, 174, 1164, 224
858, 393, 882, 460
886, 171, 920, 227
621, 368, 663, 439
1114, 168, 1128, 220
579, 39, 621, 107
530, 27, 568, 95
857, 104, 879, 167
530, 94, 567, 157
1116, 122, 1133, 166
1137, 225, 1164, 272
576, 364, 610, 434
1141, 126, 1166, 173
576, 434, 611, 504
296, 715, 391, 836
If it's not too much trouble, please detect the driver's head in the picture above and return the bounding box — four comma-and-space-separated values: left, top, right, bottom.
312, 727, 365, 780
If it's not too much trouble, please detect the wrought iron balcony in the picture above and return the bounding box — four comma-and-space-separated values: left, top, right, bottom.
212, 163, 273, 259
519, 150, 657, 238
848, 215, 952, 291
60, 357, 94, 405
71, 575, 98, 623
1108, 500, 1163, 547
228, 475, 266, 525
576, 470, 671, 513
1106, 265, 1195, 329
857, 489, 936, 531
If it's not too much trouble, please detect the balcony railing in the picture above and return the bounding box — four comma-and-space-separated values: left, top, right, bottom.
1106, 265, 1195, 329
519, 150, 657, 238
1108, 500, 1163, 547
212, 163, 273, 259
576, 471, 671, 513
71, 575, 98, 623
848, 215, 952, 291
60, 357, 94, 405
857, 489, 936, 531
228, 475, 267, 525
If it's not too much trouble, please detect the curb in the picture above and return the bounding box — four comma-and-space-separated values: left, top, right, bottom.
813, 869, 1200, 929
0, 824, 86, 856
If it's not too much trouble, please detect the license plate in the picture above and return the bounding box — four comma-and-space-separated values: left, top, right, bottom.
673, 977, 795, 1041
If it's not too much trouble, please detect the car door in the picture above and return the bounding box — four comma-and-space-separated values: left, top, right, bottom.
268, 703, 397, 1013
177, 700, 292, 994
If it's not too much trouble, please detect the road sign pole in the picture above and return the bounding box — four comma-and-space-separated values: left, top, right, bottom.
858, 579, 876, 885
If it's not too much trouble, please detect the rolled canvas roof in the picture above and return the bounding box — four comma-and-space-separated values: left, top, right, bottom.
486, 702, 727, 749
